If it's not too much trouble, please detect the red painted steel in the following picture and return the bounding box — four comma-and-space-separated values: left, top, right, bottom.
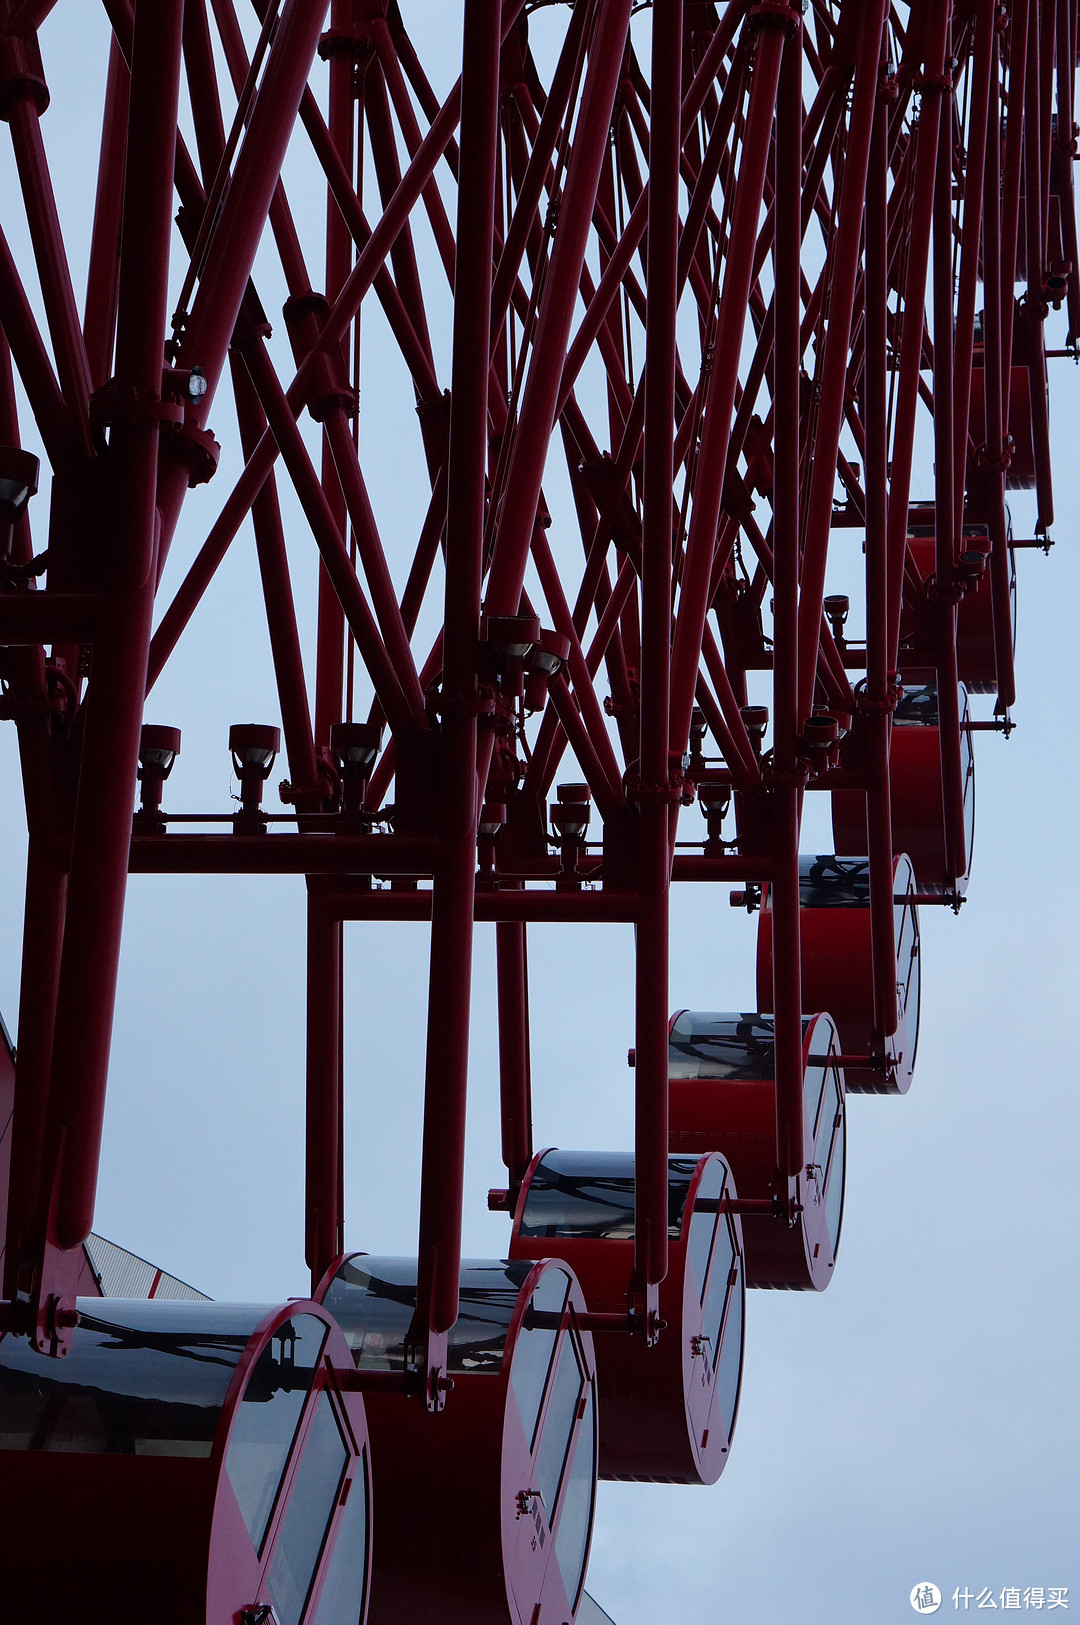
668, 1011, 846, 1292
509, 1150, 745, 1485
0, 1298, 372, 1624
318, 1254, 597, 1625
0, 0, 1076, 1611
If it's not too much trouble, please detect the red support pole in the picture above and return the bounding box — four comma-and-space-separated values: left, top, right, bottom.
306, 894, 343, 1291
410, 0, 501, 1405
39, 0, 186, 1295
632, 0, 683, 1321
795, 0, 886, 720
6, 96, 94, 443
951, 0, 994, 546
82, 34, 129, 391
231, 355, 320, 803
980, 20, 1016, 712
314, 0, 356, 746
496, 919, 532, 1199
887, 6, 952, 670
864, 54, 899, 1044
668, 26, 781, 754
932, 38, 968, 889
770, 23, 806, 1183
485, 0, 633, 619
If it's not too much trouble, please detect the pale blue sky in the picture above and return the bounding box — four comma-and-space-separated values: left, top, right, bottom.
0, 6, 1076, 1622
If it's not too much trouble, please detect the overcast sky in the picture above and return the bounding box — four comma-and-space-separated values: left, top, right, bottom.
0, 6, 1076, 1623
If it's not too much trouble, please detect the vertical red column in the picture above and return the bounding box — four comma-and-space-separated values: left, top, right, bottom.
931, 18, 968, 889
770, 18, 806, 1181
633, 0, 683, 1322
315, 1, 355, 745
864, 47, 899, 1048
496, 920, 532, 1200
410, 0, 500, 1405
307, 894, 344, 1289
39, 2, 185, 1312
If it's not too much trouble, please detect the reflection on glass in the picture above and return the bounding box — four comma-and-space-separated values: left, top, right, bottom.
310, 1450, 369, 1625
797, 854, 870, 909
510, 1270, 567, 1452
0, 1300, 268, 1457
534, 1338, 583, 1520
669, 1012, 776, 1080
804, 1016, 838, 1136
267, 1392, 348, 1625
225, 1316, 326, 1554
905, 926, 922, 1070
961, 688, 976, 870
893, 682, 938, 725
713, 1243, 743, 1436
686, 1160, 727, 1307
518, 1153, 697, 1241
896, 891, 920, 1032
822, 1079, 846, 1255
701, 1216, 735, 1373
553, 1379, 596, 1611
323, 1259, 533, 1377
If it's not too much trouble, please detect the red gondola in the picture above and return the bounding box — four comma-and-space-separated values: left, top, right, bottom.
508, 1150, 744, 1486
902, 518, 1017, 695
969, 341, 1038, 489
0, 1298, 371, 1625
318, 1256, 596, 1625
832, 683, 976, 895
756, 855, 921, 1095
668, 1013, 845, 1292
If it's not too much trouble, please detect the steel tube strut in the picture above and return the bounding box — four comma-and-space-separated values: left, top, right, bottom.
632, 0, 683, 1314
770, 24, 806, 1182
795, 0, 886, 721
39, 0, 185, 1284
496, 918, 533, 1199
864, 58, 899, 1044
306, 896, 343, 1290
668, 21, 782, 756
484, 0, 633, 619
409, 0, 501, 1403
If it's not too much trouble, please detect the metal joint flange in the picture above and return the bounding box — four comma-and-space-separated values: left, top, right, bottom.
747, 0, 804, 32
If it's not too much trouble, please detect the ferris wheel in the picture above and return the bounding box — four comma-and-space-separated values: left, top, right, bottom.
0, 1, 1076, 1620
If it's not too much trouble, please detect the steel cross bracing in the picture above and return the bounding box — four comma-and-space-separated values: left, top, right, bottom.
0, 0, 1075, 1444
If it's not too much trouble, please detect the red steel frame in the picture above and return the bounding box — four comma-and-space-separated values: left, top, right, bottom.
0, 0, 1075, 1430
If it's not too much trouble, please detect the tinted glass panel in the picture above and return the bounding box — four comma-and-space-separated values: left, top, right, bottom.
804, 1017, 838, 1125
310, 1451, 369, 1625
0, 1300, 267, 1456
961, 691, 976, 869
534, 1338, 583, 1519
906, 930, 922, 1069
822, 1079, 846, 1255
323, 1259, 534, 1377
226, 1316, 326, 1553
798, 855, 870, 909
554, 1379, 596, 1610
713, 1243, 744, 1436
701, 1214, 736, 1374
896, 899, 919, 1023
893, 682, 938, 725
686, 1160, 727, 1307
669, 1012, 776, 1080
510, 1270, 567, 1451
518, 1152, 698, 1241
267, 1391, 348, 1625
